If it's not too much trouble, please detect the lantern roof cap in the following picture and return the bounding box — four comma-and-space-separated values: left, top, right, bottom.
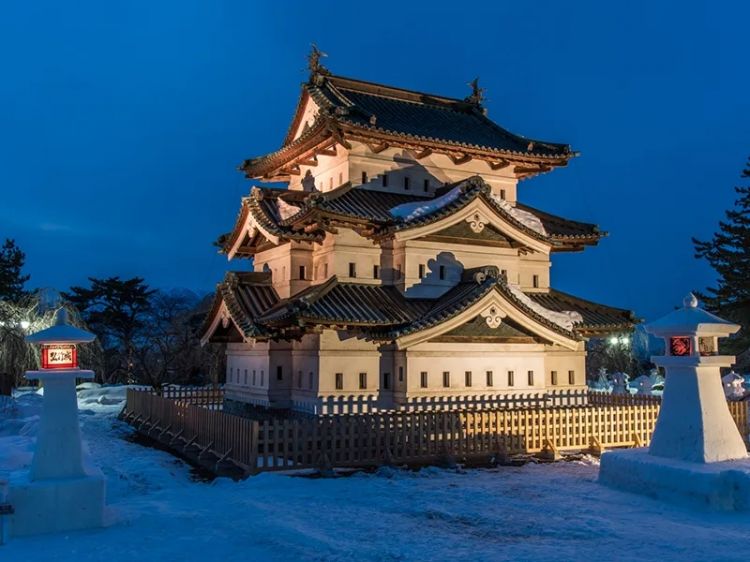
25, 308, 96, 344
645, 293, 740, 338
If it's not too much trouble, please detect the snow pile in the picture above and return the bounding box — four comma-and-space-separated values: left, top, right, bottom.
507, 284, 583, 331
3, 385, 750, 560
276, 198, 302, 221
491, 195, 547, 235
389, 186, 462, 221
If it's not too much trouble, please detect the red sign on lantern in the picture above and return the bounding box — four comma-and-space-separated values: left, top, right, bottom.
669, 336, 692, 357
41, 344, 78, 369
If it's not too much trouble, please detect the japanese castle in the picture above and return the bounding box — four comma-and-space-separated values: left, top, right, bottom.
202, 50, 634, 415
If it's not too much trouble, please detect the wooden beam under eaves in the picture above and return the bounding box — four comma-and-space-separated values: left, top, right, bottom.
415, 148, 432, 160
514, 164, 552, 176
450, 153, 472, 165
316, 145, 338, 157
298, 156, 318, 167
366, 142, 390, 154
489, 160, 509, 171
280, 166, 301, 176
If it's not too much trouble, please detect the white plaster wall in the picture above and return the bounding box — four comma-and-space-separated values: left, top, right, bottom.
225, 342, 271, 407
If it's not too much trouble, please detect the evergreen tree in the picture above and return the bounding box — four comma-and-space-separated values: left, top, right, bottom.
0, 239, 30, 301
63, 277, 154, 382
693, 157, 750, 357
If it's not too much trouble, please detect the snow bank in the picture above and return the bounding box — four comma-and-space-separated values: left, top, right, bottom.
389, 186, 462, 221
276, 198, 302, 221
490, 195, 547, 235
507, 284, 583, 331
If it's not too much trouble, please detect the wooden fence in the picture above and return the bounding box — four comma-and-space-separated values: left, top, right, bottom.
130, 385, 225, 408
121, 388, 750, 477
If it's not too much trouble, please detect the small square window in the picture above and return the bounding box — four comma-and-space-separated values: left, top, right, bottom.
244, 369, 248, 385
439, 265, 446, 280
532, 275, 539, 288
277, 366, 283, 380
551, 371, 558, 386
404, 176, 410, 190
349, 262, 357, 278
508, 370, 514, 387
500, 189, 506, 200
568, 370, 575, 385
527, 370, 534, 386
383, 372, 391, 390
382, 173, 389, 187
373, 265, 380, 279
486, 371, 493, 387
309, 371, 314, 389
418, 264, 426, 279
338, 172, 343, 185
465, 371, 472, 387
443, 371, 450, 388
398, 366, 404, 382
260, 370, 264, 386
335, 373, 343, 390
396, 264, 402, 280
299, 265, 306, 280
359, 372, 367, 390
420, 372, 428, 388
323, 263, 328, 278
252, 370, 257, 385
361, 171, 368, 184
423, 179, 429, 192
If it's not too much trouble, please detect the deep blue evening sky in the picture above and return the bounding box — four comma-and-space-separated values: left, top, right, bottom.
1, 1, 748, 320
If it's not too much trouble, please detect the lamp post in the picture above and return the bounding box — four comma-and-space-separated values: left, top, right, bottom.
8, 308, 105, 537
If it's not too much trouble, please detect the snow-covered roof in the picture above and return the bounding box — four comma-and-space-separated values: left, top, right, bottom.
25, 309, 96, 344
645, 293, 739, 338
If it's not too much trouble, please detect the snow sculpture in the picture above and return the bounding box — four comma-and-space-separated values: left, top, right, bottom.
600, 293, 750, 510
8, 309, 105, 536
722, 371, 746, 400
610, 371, 629, 395
632, 374, 653, 396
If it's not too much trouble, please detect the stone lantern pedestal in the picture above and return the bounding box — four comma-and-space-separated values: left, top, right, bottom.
600, 294, 750, 510
7, 310, 106, 536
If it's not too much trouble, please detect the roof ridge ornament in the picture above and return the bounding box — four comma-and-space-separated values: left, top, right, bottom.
464, 77, 485, 106
308, 44, 331, 84
684, 292, 698, 308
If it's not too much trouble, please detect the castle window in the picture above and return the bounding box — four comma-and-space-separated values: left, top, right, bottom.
399, 366, 404, 382
420, 372, 428, 388
443, 371, 450, 388
323, 263, 328, 278
338, 172, 343, 185
335, 373, 343, 390
309, 371, 314, 389
359, 372, 367, 390
383, 372, 391, 390
418, 264, 426, 279
568, 370, 575, 385
532, 275, 539, 288
423, 179, 429, 192
551, 371, 558, 385
465, 371, 472, 387
244, 369, 248, 385
253, 370, 257, 386
349, 262, 357, 278
500, 189, 506, 200
527, 370, 534, 386
396, 264, 402, 280
373, 265, 380, 279
282, 266, 286, 280
508, 370, 514, 387
501, 269, 507, 279
277, 366, 283, 381
261, 370, 264, 386
439, 265, 446, 280
404, 176, 410, 190
382, 173, 388, 187
299, 265, 306, 280
313, 264, 318, 279
486, 371, 493, 387
361, 171, 368, 184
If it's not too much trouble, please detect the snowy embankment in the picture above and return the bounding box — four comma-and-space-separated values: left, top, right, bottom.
2, 387, 750, 561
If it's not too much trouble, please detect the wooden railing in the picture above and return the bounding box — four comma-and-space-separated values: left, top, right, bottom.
131, 386, 225, 408
121, 388, 750, 477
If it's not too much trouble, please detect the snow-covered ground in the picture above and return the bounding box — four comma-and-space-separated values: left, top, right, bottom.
3, 387, 750, 561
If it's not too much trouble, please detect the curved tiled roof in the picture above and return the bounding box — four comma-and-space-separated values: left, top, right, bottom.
527, 289, 636, 334
241, 72, 574, 179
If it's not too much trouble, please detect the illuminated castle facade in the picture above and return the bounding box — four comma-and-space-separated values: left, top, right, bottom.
202, 50, 634, 414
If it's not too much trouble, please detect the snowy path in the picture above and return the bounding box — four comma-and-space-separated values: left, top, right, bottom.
3, 388, 750, 561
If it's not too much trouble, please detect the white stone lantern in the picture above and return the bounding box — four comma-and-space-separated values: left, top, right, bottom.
600, 293, 750, 510
8, 309, 105, 537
